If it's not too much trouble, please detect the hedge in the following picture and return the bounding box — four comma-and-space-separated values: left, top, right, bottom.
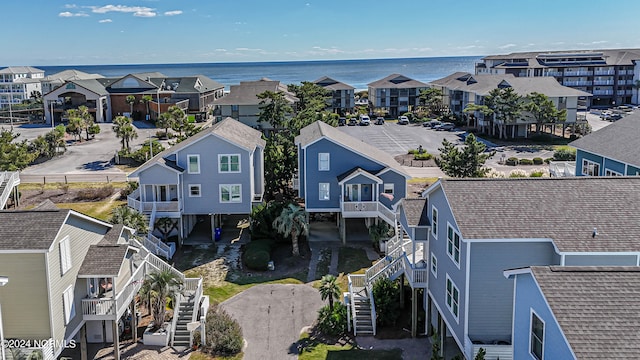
505, 157, 518, 166
519, 158, 534, 165
533, 157, 543, 165
242, 240, 273, 270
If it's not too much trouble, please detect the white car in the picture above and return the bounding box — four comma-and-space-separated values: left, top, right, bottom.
398, 116, 409, 125
359, 115, 371, 126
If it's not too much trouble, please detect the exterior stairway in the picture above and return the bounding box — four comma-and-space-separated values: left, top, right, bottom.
352, 294, 375, 336
0, 171, 20, 209
173, 295, 197, 347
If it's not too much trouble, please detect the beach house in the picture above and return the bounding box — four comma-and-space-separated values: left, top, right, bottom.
0, 66, 44, 110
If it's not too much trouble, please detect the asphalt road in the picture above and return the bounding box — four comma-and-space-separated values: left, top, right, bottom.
220, 284, 324, 360
338, 121, 464, 156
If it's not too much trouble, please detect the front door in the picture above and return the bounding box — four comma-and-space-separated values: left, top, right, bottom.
346, 184, 360, 201
156, 185, 168, 201
361, 184, 372, 201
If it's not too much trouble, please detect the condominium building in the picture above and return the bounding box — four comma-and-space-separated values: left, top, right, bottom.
475, 49, 640, 107
0, 66, 44, 109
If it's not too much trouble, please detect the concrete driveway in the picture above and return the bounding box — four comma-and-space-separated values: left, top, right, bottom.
220, 284, 325, 360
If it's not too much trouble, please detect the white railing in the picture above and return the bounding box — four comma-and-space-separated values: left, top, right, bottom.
0, 171, 19, 209
365, 282, 376, 336
403, 255, 428, 287
82, 262, 146, 318
549, 161, 576, 177
127, 196, 179, 214
191, 278, 203, 323
472, 344, 513, 360
127, 188, 141, 211
378, 204, 396, 225
342, 201, 378, 212
82, 298, 116, 317
170, 292, 183, 346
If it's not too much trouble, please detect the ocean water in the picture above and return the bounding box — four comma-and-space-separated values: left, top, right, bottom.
37, 56, 482, 91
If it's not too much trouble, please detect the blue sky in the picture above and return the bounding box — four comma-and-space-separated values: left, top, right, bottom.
5, 0, 640, 66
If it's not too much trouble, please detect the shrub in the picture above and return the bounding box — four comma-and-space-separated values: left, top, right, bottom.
553, 147, 576, 161
544, 157, 554, 164
372, 277, 400, 327
508, 169, 528, 178
204, 305, 243, 356
250, 201, 289, 242
76, 185, 114, 201
505, 157, 518, 166
529, 168, 549, 178
316, 303, 348, 336
519, 158, 534, 165
402, 112, 414, 122
242, 240, 273, 270
532, 157, 543, 165
414, 152, 433, 160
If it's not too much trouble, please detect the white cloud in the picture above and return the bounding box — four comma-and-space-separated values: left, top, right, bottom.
164, 10, 182, 16
499, 43, 516, 49
64, 4, 77, 8
90, 5, 156, 17
309, 46, 344, 55
215, 48, 227, 52
236, 48, 263, 52
59, 11, 89, 17
591, 40, 608, 44
99, 19, 112, 23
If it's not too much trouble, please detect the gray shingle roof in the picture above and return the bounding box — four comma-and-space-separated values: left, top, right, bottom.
42, 69, 104, 82
149, 76, 224, 94
0, 208, 70, 250
400, 198, 429, 227
295, 121, 409, 177
130, 117, 265, 176
213, 79, 298, 105
313, 76, 355, 91
430, 72, 592, 97
531, 266, 640, 359
569, 113, 640, 167
368, 74, 427, 89
67, 79, 110, 96
78, 244, 129, 277
101, 224, 124, 245
436, 177, 640, 252
0, 66, 44, 74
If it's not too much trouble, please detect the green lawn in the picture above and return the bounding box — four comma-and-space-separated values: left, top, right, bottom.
203, 276, 306, 304
56, 200, 125, 221
337, 247, 374, 274
297, 333, 402, 360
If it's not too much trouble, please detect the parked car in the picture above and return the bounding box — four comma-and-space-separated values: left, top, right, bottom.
398, 116, 409, 125
338, 117, 346, 126
348, 118, 358, 126
609, 113, 624, 121
424, 120, 441, 128
375, 117, 385, 125
359, 114, 371, 126
434, 122, 455, 131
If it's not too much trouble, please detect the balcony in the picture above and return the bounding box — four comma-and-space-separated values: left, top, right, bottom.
341, 201, 396, 225
593, 80, 614, 86
594, 70, 615, 76
593, 90, 614, 96
127, 188, 181, 215
563, 81, 592, 86
542, 71, 562, 77
564, 71, 592, 76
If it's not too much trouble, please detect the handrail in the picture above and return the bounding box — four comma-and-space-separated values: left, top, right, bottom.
191, 278, 203, 323
169, 292, 183, 346
347, 275, 359, 336
365, 282, 376, 336
114, 263, 146, 317
0, 171, 19, 209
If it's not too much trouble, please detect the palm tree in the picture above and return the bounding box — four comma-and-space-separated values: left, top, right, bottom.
138, 270, 183, 330
126, 95, 137, 116
65, 109, 84, 142
156, 112, 174, 138
272, 203, 308, 256
77, 105, 95, 141
168, 105, 187, 138
112, 115, 138, 150
140, 95, 153, 119
110, 205, 148, 234
319, 274, 340, 311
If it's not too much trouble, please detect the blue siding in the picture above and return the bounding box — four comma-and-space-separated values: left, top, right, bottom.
575, 150, 603, 176
512, 273, 575, 360
298, 146, 306, 197
398, 207, 410, 236
603, 158, 625, 175
177, 135, 252, 214
138, 165, 180, 201
427, 186, 466, 345
563, 254, 637, 266
468, 242, 558, 343
304, 138, 385, 210
627, 165, 640, 176
378, 171, 407, 209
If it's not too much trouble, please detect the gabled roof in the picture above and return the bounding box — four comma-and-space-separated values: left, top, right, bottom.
130, 117, 265, 177
0, 66, 44, 75
400, 198, 429, 227
78, 244, 129, 277
337, 167, 383, 184
148, 76, 224, 94
569, 113, 640, 167
313, 76, 355, 91
433, 177, 640, 252
0, 208, 71, 250
42, 69, 104, 82
430, 72, 591, 97
367, 74, 427, 89
213, 78, 298, 105
58, 79, 110, 96
530, 266, 640, 359
295, 121, 409, 177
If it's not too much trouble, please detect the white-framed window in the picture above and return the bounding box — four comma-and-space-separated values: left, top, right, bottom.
530, 310, 545, 360
63, 285, 76, 325
220, 184, 242, 203
445, 275, 459, 320
59, 235, 72, 275
383, 183, 394, 195
581, 159, 600, 176
319, 183, 330, 201
431, 206, 438, 238
604, 168, 622, 176
318, 153, 330, 171
189, 184, 201, 197
430, 253, 437, 278
219, 154, 241, 173
447, 224, 460, 266
187, 154, 200, 174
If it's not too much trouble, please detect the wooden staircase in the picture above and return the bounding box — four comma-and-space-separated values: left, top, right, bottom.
172, 295, 197, 347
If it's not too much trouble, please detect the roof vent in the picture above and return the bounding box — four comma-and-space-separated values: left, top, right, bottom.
592, 227, 598, 238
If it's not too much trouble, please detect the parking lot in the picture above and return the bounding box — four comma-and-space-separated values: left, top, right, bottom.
338, 121, 463, 156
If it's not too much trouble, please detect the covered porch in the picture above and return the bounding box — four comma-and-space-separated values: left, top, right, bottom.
338, 167, 396, 225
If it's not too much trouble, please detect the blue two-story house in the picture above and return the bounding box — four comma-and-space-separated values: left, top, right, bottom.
295, 120, 409, 243
419, 177, 640, 359
128, 117, 265, 244
570, 113, 640, 176
505, 266, 640, 360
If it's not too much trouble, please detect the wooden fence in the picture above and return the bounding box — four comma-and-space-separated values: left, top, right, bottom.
19, 172, 127, 184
